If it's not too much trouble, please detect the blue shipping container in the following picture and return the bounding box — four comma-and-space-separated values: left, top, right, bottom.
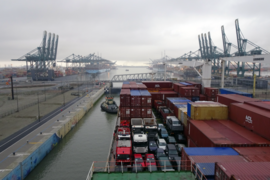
167, 97, 191, 103
123, 81, 130, 84
179, 82, 192, 86
194, 163, 215, 180
139, 90, 151, 96
130, 90, 141, 96
187, 103, 192, 118
219, 88, 253, 98
183, 147, 239, 156
191, 96, 200, 102
175, 104, 187, 108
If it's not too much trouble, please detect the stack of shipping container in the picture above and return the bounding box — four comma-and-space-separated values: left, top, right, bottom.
120, 82, 151, 120
204, 87, 219, 101
120, 80, 270, 178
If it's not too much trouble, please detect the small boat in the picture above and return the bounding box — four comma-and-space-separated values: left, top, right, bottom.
126, 69, 129, 71
100, 96, 118, 114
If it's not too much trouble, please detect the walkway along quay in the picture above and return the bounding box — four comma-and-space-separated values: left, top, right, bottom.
0, 88, 105, 180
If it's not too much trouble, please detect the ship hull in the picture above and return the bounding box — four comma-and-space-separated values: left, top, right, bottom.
85, 69, 110, 74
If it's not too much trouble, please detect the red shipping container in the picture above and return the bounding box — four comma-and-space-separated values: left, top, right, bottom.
190, 87, 200, 97
179, 87, 191, 97
230, 103, 270, 141
183, 155, 248, 171
204, 87, 218, 97
130, 96, 141, 107
188, 136, 197, 147
188, 120, 270, 147
137, 84, 147, 89
141, 107, 147, 118
217, 94, 258, 107
141, 107, 151, 118
215, 162, 270, 180
129, 81, 137, 84
199, 94, 206, 101
205, 95, 217, 102
244, 101, 270, 111
150, 92, 161, 107
173, 83, 185, 93
243, 155, 270, 162
122, 84, 130, 89
119, 106, 130, 118
120, 89, 130, 107
142, 81, 172, 88
141, 94, 151, 107
160, 91, 178, 101
130, 107, 141, 118
130, 84, 138, 90
186, 81, 202, 92
233, 147, 270, 156
146, 107, 152, 118
160, 88, 173, 91
263, 101, 270, 105
189, 155, 248, 164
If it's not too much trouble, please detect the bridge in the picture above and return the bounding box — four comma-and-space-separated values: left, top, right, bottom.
110, 72, 172, 82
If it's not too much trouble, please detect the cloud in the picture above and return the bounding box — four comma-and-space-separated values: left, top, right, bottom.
1, 0, 270, 67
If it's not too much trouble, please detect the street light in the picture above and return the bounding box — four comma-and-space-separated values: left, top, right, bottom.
37, 93, 40, 122
43, 82, 46, 101
16, 88, 19, 112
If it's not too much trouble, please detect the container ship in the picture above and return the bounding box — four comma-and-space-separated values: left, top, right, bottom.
84, 64, 110, 74
86, 81, 270, 180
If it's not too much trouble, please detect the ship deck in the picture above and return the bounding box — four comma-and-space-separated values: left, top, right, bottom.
92, 171, 194, 180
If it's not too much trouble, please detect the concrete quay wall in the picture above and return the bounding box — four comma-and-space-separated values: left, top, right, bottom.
1, 88, 105, 180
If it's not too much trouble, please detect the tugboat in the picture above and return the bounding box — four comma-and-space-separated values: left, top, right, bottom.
100, 96, 118, 114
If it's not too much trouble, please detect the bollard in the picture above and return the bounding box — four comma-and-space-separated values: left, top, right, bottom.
13, 152, 16, 156
27, 141, 29, 144
40, 132, 42, 134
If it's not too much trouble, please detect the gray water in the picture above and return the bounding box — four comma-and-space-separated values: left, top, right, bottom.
25, 67, 152, 180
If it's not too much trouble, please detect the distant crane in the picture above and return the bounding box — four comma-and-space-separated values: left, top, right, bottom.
12, 31, 59, 81
171, 19, 270, 77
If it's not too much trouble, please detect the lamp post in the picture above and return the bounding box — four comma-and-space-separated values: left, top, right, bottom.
43, 82, 46, 101
37, 93, 40, 122
16, 88, 19, 112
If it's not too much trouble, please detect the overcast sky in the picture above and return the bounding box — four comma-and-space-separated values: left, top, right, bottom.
1, 0, 270, 67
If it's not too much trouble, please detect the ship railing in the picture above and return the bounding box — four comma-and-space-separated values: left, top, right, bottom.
104, 116, 119, 172
86, 160, 208, 180
86, 161, 94, 180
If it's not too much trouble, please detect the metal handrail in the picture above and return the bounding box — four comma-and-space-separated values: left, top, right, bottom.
104, 116, 119, 172
86, 162, 94, 180
86, 159, 208, 179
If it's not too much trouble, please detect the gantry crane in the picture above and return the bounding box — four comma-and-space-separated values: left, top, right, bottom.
12, 31, 59, 81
